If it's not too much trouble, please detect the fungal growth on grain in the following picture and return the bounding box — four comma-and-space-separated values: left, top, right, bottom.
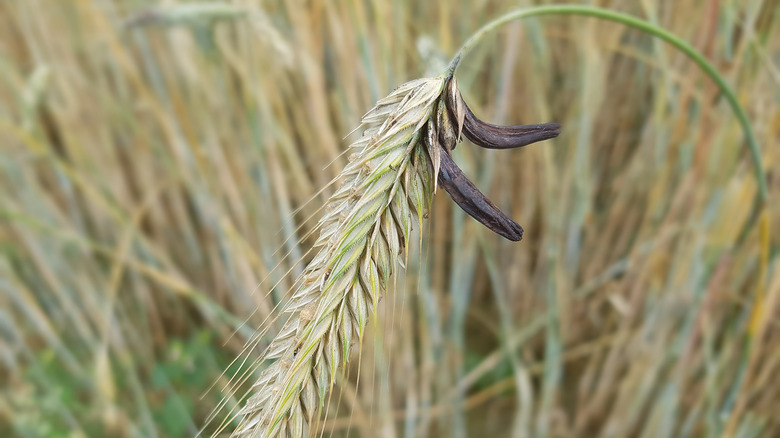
224, 74, 559, 437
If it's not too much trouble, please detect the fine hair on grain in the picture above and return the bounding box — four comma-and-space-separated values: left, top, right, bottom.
211, 77, 452, 437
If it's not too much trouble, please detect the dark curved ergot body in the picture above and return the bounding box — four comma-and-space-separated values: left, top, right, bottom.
436, 80, 560, 241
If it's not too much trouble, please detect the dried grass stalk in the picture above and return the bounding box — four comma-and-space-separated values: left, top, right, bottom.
233, 76, 456, 437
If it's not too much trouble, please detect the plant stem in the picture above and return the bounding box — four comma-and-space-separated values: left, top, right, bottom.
447, 4, 770, 429
447, 4, 768, 210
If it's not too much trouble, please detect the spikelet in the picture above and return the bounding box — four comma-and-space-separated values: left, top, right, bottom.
232, 76, 448, 437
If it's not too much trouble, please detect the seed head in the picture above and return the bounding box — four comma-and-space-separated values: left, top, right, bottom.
226, 75, 560, 437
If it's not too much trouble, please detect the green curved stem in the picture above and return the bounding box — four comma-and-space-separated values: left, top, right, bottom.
447, 4, 768, 210
446, 4, 769, 429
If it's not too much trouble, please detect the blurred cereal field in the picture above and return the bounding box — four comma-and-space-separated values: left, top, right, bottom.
1, 1, 779, 437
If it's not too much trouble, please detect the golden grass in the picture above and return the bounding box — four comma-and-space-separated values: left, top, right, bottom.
1, 1, 778, 437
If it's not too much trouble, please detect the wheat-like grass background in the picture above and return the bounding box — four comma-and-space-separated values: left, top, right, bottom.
1, 1, 779, 437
